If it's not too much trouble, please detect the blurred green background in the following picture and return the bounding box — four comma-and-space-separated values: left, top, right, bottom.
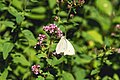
0, 0, 120, 80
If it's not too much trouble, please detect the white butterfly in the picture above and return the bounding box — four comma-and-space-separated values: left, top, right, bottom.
56, 36, 75, 55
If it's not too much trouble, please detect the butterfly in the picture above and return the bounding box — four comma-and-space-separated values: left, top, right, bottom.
56, 36, 75, 55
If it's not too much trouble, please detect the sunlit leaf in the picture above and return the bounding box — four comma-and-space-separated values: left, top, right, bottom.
95, 0, 113, 16
87, 30, 103, 44
113, 74, 119, 80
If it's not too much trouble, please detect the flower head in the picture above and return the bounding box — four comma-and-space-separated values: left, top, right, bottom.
31, 64, 40, 75
34, 34, 46, 48
43, 24, 63, 38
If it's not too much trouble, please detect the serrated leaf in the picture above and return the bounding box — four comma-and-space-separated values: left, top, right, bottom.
22, 30, 37, 46
96, 0, 112, 16
3, 42, 14, 59
62, 71, 75, 80
11, 53, 30, 66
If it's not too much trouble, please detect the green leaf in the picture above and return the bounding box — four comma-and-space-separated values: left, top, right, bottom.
48, 0, 56, 9
22, 30, 37, 46
22, 72, 31, 80
11, 53, 30, 66
93, 60, 101, 68
0, 44, 3, 52
102, 76, 112, 80
25, 12, 45, 20
47, 56, 66, 66
11, 0, 23, 10
74, 54, 92, 65
62, 71, 75, 80
105, 60, 112, 66
87, 30, 103, 44
8, 6, 19, 17
70, 16, 83, 22
3, 42, 14, 59
73, 66, 86, 80
0, 2, 5, 11
85, 6, 111, 31
0, 69, 8, 80
0, 21, 15, 28
16, 14, 25, 24
113, 16, 120, 23
91, 69, 100, 75
113, 74, 119, 80
45, 72, 54, 80
31, 6, 46, 14
36, 76, 45, 80
95, 0, 112, 16
59, 11, 68, 17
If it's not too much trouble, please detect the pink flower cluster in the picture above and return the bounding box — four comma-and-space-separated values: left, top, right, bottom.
38, 34, 46, 45
43, 24, 63, 38
31, 65, 40, 75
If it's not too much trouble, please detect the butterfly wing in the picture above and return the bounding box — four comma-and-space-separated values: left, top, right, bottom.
64, 39, 75, 55
56, 36, 67, 54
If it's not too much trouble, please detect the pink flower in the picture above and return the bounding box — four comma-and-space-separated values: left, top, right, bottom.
43, 24, 63, 38
31, 65, 40, 75
43, 26, 49, 31
38, 34, 46, 41
34, 34, 46, 48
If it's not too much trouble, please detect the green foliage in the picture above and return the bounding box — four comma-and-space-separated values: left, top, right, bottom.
3, 42, 14, 59
0, 0, 120, 80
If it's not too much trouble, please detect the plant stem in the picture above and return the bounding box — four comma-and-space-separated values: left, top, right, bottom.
47, 37, 53, 58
